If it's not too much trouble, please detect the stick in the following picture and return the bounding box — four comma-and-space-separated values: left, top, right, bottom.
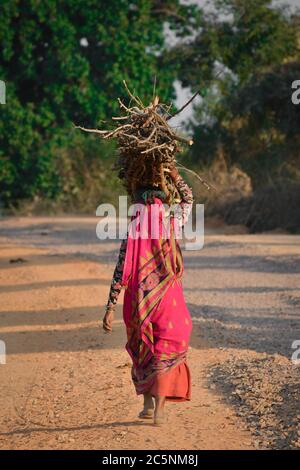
167, 89, 200, 121
74, 125, 108, 135
167, 69, 224, 120
152, 75, 157, 100
141, 142, 169, 154
176, 163, 217, 192
123, 80, 144, 108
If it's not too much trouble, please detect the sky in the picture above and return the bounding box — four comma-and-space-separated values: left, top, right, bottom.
170, 0, 299, 128
185, 0, 299, 12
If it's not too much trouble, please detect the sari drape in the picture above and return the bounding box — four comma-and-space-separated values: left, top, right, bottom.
121, 197, 192, 398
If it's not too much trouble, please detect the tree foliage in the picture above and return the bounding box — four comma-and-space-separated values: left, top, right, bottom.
169, 0, 300, 184
1, 0, 300, 211
0, 0, 198, 206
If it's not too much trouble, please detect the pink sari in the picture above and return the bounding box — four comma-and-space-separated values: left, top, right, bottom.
121, 197, 192, 399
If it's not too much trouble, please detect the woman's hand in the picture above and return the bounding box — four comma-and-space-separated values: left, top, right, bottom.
103, 307, 114, 333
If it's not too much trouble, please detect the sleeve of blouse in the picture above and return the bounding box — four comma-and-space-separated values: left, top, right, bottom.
105, 235, 128, 311
172, 173, 194, 226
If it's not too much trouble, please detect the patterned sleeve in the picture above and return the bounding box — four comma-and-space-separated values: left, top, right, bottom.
172, 173, 194, 226
105, 235, 128, 311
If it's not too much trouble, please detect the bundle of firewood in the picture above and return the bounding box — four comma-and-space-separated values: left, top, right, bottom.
75, 81, 213, 202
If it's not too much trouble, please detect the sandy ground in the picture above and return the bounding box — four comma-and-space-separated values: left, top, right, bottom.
0, 216, 299, 450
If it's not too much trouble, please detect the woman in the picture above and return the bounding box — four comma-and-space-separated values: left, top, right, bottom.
102, 164, 193, 425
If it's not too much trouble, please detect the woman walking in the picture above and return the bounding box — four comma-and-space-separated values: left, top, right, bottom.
102, 163, 194, 425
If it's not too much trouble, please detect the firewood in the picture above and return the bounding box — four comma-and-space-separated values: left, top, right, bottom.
75, 81, 214, 201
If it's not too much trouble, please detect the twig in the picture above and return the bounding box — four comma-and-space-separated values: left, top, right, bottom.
152, 75, 157, 100
112, 115, 128, 120
167, 89, 200, 121
74, 125, 108, 135
176, 162, 217, 192
123, 80, 144, 108
141, 142, 169, 154
167, 69, 224, 120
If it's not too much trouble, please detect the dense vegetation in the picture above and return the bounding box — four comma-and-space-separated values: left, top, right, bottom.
0, 0, 197, 207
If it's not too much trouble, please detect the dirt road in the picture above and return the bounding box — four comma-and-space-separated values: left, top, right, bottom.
0, 217, 299, 449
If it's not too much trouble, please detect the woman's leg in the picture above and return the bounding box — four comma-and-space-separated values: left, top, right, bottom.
138, 392, 154, 418
144, 392, 154, 410
154, 395, 166, 425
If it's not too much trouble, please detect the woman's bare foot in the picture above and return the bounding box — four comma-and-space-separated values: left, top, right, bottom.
154, 396, 166, 425
138, 392, 155, 419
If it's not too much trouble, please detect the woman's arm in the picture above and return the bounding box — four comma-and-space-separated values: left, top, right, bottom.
103, 236, 127, 331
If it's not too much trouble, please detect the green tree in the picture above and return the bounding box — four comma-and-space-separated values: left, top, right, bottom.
168, 0, 299, 174
0, 0, 199, 207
